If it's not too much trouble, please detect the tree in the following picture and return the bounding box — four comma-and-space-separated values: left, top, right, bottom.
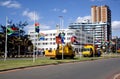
0, 20, 33, 57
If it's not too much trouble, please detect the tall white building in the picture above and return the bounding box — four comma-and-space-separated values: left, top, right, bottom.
28, 29, 93, 53
69, 22, 107, 47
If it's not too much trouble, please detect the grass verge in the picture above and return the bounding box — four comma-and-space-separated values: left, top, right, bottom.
0, 55, 119, 71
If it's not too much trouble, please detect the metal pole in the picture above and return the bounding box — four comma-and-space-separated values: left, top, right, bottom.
80, 26, 82, 58
59, 16, 64, 60
116, 36, 117, 55
93, 26, 95, 57
4, 16, 8, 61
36, 33, 38, 59
62, 17, 64, 60
56, 24, 59, 36
33, 11, 36, 63
18, 28, 20, 57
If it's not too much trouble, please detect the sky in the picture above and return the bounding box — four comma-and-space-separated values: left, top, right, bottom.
0, 0, 120, 37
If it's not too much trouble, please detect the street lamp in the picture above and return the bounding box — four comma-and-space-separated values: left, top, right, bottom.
59, 16, 64, 60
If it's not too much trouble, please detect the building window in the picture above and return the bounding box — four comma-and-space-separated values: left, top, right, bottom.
35, 35, 38, 37
53, 33, 56, 36
53, 38, 55, 40
30, 32, 34, 34
46, 38, 48, 41
67, 33, 73, 35
38, 43, 40, 45
50, 33, 52, 36
50, 38, 52, 40
46, 34, 48, 36
30, 35, 34, 38
67, 37, 70, 40
50, 42, 52, 45
53, 42, 55, 45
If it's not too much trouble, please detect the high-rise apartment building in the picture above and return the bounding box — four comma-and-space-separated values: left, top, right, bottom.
91, 5, 112, 41
91, 5, 111, 23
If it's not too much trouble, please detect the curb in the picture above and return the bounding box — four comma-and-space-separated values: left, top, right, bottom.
0, 63, 57, 72
0, 57, 119, 72
0, 58, 98, 72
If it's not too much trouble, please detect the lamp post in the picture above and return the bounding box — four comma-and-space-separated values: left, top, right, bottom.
59, 16, 64, 60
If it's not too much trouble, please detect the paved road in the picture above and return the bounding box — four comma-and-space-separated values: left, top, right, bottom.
0, 58, 120, 79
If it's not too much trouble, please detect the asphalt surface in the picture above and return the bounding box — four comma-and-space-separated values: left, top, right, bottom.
0, 58, 120, 79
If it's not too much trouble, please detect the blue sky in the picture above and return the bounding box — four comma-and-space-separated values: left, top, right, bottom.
0, 0, 120, 37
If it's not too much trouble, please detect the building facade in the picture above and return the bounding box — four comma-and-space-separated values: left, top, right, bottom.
69, 22, 107, 47
28, 29, 93, 53
91, 5, 111, 23
91, 5, 112, 41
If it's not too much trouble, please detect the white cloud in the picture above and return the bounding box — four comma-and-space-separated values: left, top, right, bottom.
52, 8, 60, 12
112, 21, 120, 30
90, 0, 95, 1
62, 9, 67, 13
0, 0, 21, 8
25, 24, 51, 32
52, 8, 68, 13
76, 16, 91, 23
90, 0, 105, 2
40, 24, 51, 30
22, 10, 40, 21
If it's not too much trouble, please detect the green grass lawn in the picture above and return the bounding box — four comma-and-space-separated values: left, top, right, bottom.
0, 55, 119, 71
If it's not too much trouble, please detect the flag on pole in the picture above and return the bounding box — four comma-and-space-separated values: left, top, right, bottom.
7, 27, 14, 35
35, 22, 40, 33
56, 36, 62, 44
39, 33, 45, 40
7, 27, 19, 35
71, 36, 79, 44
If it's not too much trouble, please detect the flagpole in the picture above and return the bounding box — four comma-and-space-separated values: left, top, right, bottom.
33, 11, 36, 63
18, 27, 20, 57
59, 16, 64, 60
4, 16, 8, 61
